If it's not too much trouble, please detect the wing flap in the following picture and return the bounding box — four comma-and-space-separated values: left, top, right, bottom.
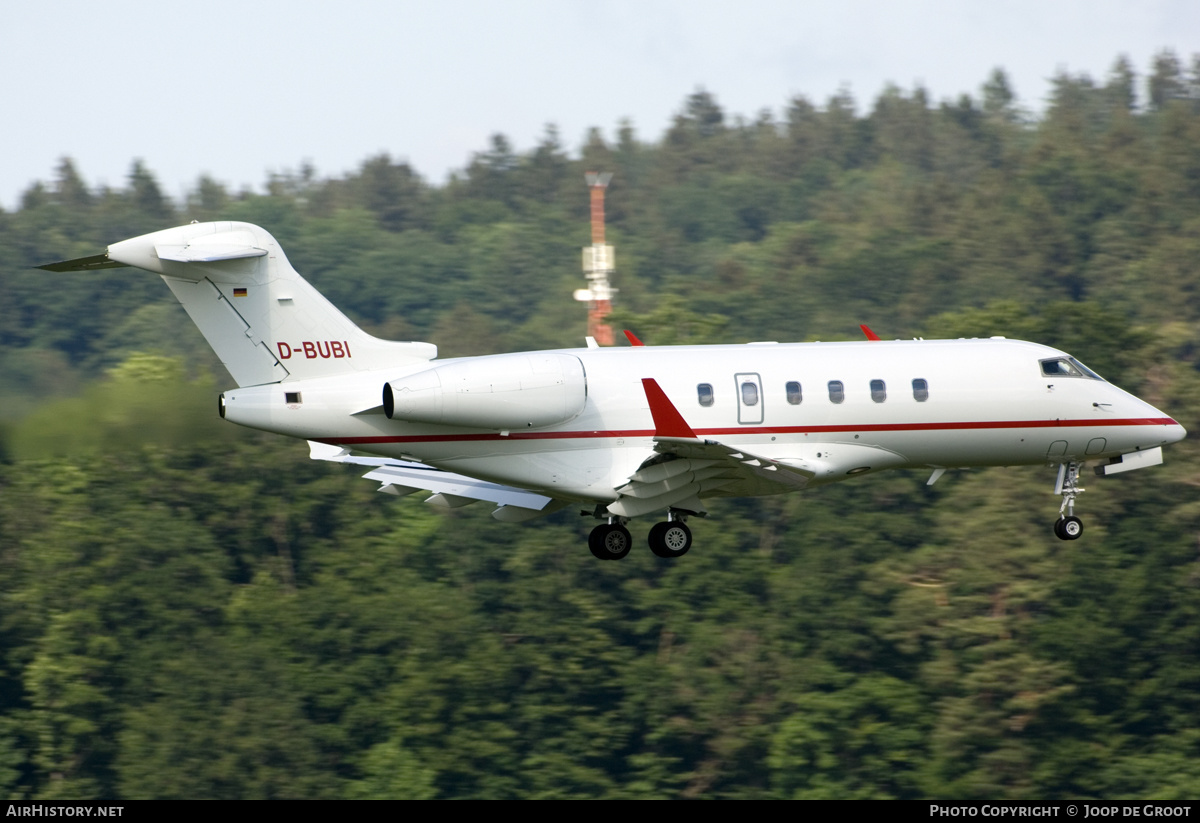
606, 439, 819, 517
616, 465, 734, 498
424, 492, 478, 508
493, 500, 571, 522
628, 457, 722, 485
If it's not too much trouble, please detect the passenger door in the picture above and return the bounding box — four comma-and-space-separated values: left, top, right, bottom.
735, 372, 764, 424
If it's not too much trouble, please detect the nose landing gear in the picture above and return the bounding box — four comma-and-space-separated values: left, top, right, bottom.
1053, 462, 1085, 540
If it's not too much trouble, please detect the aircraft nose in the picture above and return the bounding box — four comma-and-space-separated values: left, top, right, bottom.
1144, 399, 1186, 445
1126, 389, 1187, 446
1165, 419, 1187, 445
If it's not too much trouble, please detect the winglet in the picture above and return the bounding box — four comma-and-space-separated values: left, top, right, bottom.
624, 329, 645, 346
860, 324, 881, 341
641, 378, 697, 438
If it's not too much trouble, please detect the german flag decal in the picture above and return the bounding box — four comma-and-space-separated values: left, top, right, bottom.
233, 287, 248, 297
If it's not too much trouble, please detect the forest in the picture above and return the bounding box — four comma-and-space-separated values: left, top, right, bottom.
1, 52, 1200, 798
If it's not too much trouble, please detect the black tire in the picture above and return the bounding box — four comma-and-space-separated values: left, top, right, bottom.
589, 523, 632, 559
1054, 516, 1084, 541
648, 521, 692, 558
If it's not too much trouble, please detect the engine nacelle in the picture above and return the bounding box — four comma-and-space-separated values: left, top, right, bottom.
383, 352, 587, 430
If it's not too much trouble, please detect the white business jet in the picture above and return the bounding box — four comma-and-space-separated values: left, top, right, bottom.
41, 221, 1186, 559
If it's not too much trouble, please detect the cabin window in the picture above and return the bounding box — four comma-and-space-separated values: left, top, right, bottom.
741, 381, 760, 406
828, 380, 845, 404
870, 379, 886, 403
285, 392, 303, 404
912, 378, 929, 402
786, 381, 802, 405
697, 383, 714, 407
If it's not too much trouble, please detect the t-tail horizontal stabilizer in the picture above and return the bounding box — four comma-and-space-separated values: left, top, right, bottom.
37, 253, 128, 272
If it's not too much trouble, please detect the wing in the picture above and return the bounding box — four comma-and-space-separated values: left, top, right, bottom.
308, 441, 567, 522
606, 379, 819, 518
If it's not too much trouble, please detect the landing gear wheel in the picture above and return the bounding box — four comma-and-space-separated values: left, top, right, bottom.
1054, 516, 1083, 541
648, 521, 692, 558
1053, 462, 1085, 541
589, 523, 633, 559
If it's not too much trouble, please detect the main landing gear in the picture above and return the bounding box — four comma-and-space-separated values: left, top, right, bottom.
588, 519, 633, 560
1053, 461, 1085, 541
648, 514, 693, 558
587, 511, 694, 560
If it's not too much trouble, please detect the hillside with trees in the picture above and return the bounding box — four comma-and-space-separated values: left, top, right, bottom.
1, 53, 1199, 798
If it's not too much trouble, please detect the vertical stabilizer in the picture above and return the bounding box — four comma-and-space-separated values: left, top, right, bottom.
95, 221, 436, 386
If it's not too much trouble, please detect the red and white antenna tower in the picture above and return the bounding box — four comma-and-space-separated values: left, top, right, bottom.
574, 172, 616, 345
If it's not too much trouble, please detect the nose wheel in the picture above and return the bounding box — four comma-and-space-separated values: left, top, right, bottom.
1053, 462, 1085, 540
1054, 515, 1083, 540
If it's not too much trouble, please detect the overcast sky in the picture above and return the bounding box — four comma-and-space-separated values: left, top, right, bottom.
4, 0, 1198, 209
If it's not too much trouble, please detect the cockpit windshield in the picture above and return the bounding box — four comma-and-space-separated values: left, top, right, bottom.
1040, 357, 1104, 381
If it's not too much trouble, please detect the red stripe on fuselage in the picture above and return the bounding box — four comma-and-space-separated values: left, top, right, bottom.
322, 417, 1179, 446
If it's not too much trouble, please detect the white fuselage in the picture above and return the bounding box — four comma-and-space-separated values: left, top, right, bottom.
220, 337, 1184, 504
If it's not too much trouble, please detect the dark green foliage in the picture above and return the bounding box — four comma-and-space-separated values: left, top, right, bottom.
2, 54, 1200, 798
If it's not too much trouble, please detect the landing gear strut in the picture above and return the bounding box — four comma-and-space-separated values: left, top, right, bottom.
589, 519, 633, 560
1053, 462, 1085, 540
648, 511, 693, 558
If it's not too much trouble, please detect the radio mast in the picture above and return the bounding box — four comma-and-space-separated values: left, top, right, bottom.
574, 172, 616, 345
